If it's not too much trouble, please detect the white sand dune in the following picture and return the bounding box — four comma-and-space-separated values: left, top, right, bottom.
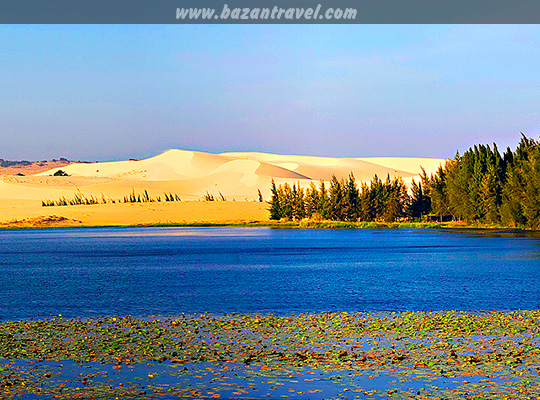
0, 149, 445, 225
357, 157, 444, 175
0, 149, 445, 202
221, 151, 443, 182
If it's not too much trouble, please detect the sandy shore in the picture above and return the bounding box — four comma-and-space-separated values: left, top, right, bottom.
0, 199, 269, 228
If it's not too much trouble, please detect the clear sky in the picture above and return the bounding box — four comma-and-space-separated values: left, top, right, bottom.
1, 25, 539, 161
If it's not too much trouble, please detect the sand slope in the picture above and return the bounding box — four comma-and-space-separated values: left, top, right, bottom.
3, 149, 445, 201
221, 152, 443, 182
0, 149, 445, 225
36, 150, 308, 181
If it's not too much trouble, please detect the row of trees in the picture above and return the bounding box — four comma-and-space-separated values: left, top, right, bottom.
269, 134, 540, 228
423, 134, 540, 228
269, 173, 429, 222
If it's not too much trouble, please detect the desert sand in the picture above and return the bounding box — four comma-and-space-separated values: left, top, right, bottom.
0, 149, 444, 227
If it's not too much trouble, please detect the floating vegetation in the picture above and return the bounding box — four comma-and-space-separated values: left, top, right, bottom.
41, 189, 182, 207
1, 311, 540, 397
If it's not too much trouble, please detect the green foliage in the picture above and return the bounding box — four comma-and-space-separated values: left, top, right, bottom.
304, 182, 320, 218
407, 179, 430, 219
269, 133, 540, 229
280, 183, 293, 219
382, 174, 409, 222
269, 173, 412, 222
343, 173, 360, 221
423, 133, 540, 228
269, 180, 281, 220
328, 175, 344, 220
53, 170, 69, 176
291, 183, 305, 220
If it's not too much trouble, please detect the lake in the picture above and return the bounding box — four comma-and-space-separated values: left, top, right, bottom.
1, 227, 540, 320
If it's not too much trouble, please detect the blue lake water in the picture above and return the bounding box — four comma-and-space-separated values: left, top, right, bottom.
1, 227, 540, 320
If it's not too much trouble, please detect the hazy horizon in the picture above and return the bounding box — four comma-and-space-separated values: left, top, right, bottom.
1, 25, 539, 161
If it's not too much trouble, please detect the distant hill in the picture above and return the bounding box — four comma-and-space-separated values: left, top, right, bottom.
0, 158, 90, 176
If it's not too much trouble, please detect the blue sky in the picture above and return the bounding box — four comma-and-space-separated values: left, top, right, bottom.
1, 25, 539, 161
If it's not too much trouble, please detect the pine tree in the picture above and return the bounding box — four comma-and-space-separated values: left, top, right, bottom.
407, 179, 429, 219
479, 164, 500, 223
343, 173, 360, 221
318, 181, 329, 219
519, 142, 540, 228
281, 183, 294, 220
305, 182, 320, 219
382, 176, 408, 222
267, 133, 540, 228
369, 175, 385, 221
358, 182, 373, 221
291, 184, 305, 220
269, 179, 282, 220
328, 175, 344, 220
429, 165, 451, 221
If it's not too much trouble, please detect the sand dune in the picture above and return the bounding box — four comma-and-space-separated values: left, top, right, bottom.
221, 152, 443, 182
357, 157, 445, 175
0, 149, 445, 225
9, 149, 445, 200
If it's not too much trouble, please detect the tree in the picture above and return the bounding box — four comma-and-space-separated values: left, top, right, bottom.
269, 179, 282, 220
304, 182, 320, 218
328, 175, 344, 220
369, 175, 385, 221
382, 175, 409, 222
428, 164, 451, 221
291, 183, 305, 220
318, 181, 329, 219
518, 141, 540, 227
358, 182, 373, 221
280, 183, 294, 220
479, 164, 500, 223
343, 173, 360, 221
268, 134, 540, 228
407, 179, 429, 219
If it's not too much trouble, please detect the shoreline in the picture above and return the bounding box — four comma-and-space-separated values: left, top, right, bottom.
0, 216, 536, 233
